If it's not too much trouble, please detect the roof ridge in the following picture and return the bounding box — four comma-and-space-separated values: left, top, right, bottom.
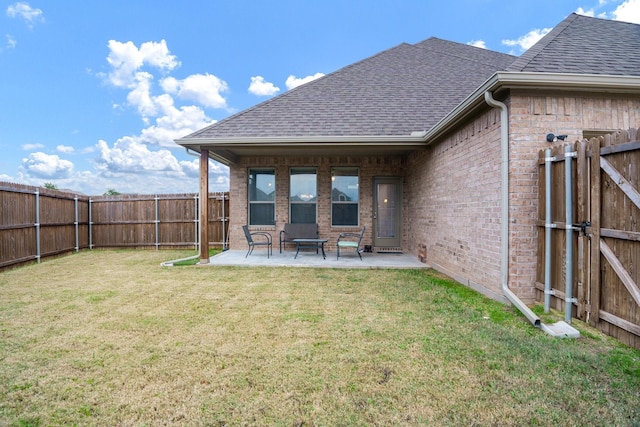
507, 13, 580, 71
415, 36, 516, 69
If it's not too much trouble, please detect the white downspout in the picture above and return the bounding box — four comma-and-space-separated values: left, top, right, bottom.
483, 91, 541, 328
484, 91, 579, 338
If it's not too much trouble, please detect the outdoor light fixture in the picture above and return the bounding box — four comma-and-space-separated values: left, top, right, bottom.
546, 133, 568, 143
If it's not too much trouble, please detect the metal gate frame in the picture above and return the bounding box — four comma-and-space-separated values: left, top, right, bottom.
537, 129, 640, 349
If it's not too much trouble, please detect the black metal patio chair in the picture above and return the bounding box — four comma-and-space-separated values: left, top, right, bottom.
242, 225, 272, 258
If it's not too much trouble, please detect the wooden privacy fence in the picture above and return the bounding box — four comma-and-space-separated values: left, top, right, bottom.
0, 182, 229, 270
536, 129, 640, 349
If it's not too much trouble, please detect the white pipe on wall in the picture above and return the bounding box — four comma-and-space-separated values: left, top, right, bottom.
484, 91, 542, 328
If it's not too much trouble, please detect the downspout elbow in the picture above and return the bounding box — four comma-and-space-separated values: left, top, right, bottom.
185, 147, 200, 157
484, 91, 541, 328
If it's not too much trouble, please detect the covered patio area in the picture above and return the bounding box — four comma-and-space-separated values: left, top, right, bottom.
204, 249, 428, 269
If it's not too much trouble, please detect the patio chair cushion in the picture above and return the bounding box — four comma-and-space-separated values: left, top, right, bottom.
338, 241, 359, 248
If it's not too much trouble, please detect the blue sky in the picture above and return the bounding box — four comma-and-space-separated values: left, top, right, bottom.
1, 0, 639, 195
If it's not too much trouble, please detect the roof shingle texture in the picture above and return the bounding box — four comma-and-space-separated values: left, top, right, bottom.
185, 38, 515, 139
183, 13, 640, 141
507, 13, 640, 75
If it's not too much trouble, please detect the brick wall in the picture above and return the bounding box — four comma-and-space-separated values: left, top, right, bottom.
506, 90, 640, 301
406, 108, 503, 300
227, 155, 407, 252
407, 90, 640, 302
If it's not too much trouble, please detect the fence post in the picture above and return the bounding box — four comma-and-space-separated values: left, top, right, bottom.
154, 194, 159, 251
565, 144, 576, 323
74, 195, 79, 252
221, 192, 227, 250
544, 148, 553, 313
89, 198, 93, 249
194, 194, 199, 251
35, 190, 41, 263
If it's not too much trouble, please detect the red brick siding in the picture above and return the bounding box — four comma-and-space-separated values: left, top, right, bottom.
407, 91, 640, 302
228, 156, 408, 252
407, 108, 502, 298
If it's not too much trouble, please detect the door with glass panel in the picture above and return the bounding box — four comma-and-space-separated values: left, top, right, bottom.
373, 177, 402, 248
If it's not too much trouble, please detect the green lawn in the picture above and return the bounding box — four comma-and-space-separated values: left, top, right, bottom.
1, 250, 638, 426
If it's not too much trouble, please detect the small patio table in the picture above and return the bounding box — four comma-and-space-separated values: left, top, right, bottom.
292, 238, 328, 259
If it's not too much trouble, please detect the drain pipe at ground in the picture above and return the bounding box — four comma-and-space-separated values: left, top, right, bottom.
484, 91, 579, 338
157, 147, 211, 266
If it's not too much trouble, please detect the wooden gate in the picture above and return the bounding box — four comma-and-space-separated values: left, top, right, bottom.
536, 129, 640, 349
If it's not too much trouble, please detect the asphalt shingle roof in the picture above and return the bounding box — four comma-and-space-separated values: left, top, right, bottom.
184, 38, 515, 139
507, 13, 640, 75
181, 13, 640, 142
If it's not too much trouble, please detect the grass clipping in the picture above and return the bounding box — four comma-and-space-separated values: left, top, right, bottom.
0, 250, 639, 426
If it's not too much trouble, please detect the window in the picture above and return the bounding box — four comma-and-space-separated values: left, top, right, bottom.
290, 168, 317, 223
331, 167, 359, 226
248, 169, 275, 225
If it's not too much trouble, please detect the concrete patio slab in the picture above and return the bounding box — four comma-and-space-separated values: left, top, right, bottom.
203, 249, 429, 269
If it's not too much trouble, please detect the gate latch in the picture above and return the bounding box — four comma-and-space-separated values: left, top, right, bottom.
572, 221, 591, 236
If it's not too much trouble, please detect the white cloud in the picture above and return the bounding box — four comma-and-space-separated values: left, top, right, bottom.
467, 40, 487, 49
103, 39, 221, 143
180, 158, 226, 179
248, 76, 280, 96
502, 28, 552, 52
126, 71, 157, 120
95, 138, 181, 174
6, 34, 17, 49
92, 138, 228, 193
120, 89, 214, 148
162, 73, 228, 108
285, 73, 325, 90
106, 39, 179, 88
139, 104, 215, 148
6, 2, 44, 28
575, 7, 595, 16
21, 152, 73, 179
612, 0, 640, 23
56, 145, 75, 154
89, 38, 230, 193
21, 143, 44, 150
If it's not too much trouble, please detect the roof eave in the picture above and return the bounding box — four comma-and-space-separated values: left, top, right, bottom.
424, 72, 640, 144
175, 135, 429, 165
